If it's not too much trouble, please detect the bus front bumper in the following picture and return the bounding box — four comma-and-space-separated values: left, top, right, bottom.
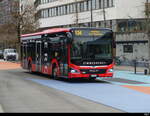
68, 73, 113, 79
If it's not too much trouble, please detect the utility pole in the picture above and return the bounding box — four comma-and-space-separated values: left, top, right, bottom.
75, 0, 79, 27
90, 0, 93, 27
102, 0, 106, 28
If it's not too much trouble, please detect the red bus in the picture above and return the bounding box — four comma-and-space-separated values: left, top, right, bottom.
21, 27, 115, 80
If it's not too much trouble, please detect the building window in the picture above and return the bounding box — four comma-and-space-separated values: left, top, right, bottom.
37, 0, 114, 19
83, 1, 88, 11
92, 0, 96, 9
123, 45, 133, 53
107, 0, 110, 7
95, 0, 100, 9
111, 0, 113, 7
117, 20, 145, 32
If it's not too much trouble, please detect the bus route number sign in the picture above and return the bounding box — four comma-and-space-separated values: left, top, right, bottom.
74, 30, 103, 36
89, 30, 102, 36
75, 30, 83, 36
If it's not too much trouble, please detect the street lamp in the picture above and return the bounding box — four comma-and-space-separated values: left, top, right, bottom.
102, 0, 106, 28
90, 0, 93, 27
75, 0, 79, 27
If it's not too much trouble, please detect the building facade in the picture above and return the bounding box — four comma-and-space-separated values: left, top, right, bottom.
35, 0, 145, 29
33, 0, 149, 66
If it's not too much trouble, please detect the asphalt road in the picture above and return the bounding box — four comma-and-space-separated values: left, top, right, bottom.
0, 68, 123, 113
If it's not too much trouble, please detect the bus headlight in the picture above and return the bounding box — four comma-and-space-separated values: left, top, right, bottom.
108, 69, 113, 73
70, 68, 80, 74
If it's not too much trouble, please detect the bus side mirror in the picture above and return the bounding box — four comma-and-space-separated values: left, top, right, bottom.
66, 32, 73, 44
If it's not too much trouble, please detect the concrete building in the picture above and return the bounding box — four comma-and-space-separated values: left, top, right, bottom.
33, 0, 149, 66
34, 0, 145, 29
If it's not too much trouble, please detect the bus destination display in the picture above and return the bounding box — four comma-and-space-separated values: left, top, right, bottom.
74, 30, 104, 37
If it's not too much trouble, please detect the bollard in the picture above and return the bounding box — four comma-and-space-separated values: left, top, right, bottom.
134, 60, 137, 74
144, 69, 148, 75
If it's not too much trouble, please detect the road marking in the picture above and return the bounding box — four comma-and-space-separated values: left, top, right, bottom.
0, 104, 4, 113
122, 85, 150, 95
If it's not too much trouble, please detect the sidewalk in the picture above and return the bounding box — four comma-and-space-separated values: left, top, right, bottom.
0, 61, 21, 70
113, 65, 150, 86
114, 65, 147, 73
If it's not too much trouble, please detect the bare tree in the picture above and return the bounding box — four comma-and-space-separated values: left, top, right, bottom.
0, 0, 38, 53
11, 1, 39, 42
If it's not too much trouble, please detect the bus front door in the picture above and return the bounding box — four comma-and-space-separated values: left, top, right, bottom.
36, 41, 42, 72
59, 40, 68, 77
22, 42, 28, 69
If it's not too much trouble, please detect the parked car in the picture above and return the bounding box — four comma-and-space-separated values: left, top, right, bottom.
3, 49, 18, 61
0, 50, 3, 59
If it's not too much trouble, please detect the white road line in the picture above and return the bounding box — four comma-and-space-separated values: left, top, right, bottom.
0, 104, 4, 113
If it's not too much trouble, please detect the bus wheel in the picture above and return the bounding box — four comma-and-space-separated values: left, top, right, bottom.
52, 67, 59, 80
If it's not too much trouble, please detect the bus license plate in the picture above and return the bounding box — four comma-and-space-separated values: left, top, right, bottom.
91, 75, 97, 78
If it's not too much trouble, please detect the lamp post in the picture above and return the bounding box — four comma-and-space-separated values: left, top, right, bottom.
90, 0, 93, 27
102, 0, 106, 28
75, 0, 79, 27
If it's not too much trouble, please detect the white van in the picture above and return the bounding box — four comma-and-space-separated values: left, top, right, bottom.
3, 49, 18, 61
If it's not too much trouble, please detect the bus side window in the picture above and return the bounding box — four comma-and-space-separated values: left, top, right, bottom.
23, 43, 27, 59
43, 42, 49, 63
55, 43, 62, 60
60, 39, 67, 63
27, 42, 36, 63
21, 44, 23, 60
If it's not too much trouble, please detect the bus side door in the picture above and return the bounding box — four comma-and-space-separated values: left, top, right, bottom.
42, 41, 50, 74
35, 41, 42, 72
59, 38, 68, 77
22, 42, 28, 69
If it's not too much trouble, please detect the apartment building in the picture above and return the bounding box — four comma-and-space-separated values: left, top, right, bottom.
34, 0, 145, 30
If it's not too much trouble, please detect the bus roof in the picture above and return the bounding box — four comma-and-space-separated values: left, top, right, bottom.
21, 28, 70, 38
21, 27, 112, 41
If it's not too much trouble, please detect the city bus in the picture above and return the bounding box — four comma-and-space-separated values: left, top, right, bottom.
21, 27, 115, 80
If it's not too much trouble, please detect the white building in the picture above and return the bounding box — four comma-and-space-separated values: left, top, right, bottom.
34, 0, 146, 30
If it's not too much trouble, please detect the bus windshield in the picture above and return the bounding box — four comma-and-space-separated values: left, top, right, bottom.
71, 29, 113, 61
